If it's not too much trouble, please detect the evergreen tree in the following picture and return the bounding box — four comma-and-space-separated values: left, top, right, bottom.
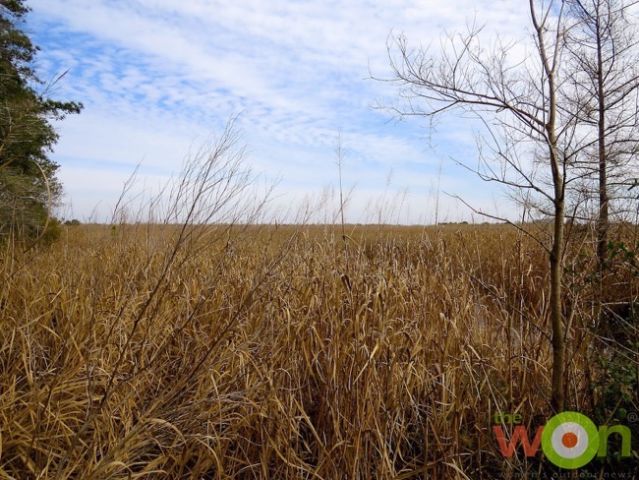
0, 0, 82, 240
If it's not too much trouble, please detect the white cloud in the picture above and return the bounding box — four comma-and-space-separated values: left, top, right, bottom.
31, 0, 533, 222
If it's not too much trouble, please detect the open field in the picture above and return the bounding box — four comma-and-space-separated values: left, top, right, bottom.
1, 223, 638, 479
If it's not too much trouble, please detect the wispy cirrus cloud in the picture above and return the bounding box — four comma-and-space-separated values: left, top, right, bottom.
30, 0, 530, 222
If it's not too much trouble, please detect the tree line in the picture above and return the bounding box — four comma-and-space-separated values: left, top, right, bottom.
0, 0, 81, 242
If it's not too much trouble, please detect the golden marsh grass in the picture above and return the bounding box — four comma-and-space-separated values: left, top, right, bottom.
0, 223, 637, 478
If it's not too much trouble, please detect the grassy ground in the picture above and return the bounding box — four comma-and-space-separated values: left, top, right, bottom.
0, 223, 637, 478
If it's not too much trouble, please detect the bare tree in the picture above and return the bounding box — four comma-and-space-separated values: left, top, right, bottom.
387, 0, 579, 410
565, 0, 639, 297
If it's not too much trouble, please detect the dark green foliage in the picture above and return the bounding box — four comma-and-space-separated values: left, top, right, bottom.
0, 0, 82, 241
591, 335, 639, 471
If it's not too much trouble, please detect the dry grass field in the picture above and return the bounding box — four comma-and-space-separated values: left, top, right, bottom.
1, 222, 638, 478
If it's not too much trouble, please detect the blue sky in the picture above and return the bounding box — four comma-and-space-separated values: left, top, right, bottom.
28, 0, 531, 223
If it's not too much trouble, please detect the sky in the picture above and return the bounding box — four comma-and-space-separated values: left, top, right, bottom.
27, 0, 533, 224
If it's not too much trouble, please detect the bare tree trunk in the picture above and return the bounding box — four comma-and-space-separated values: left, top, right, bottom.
534, 0, 567, 411
595, 12, 609, 298
550, 201, 565, 411
548, 128, 566, 412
